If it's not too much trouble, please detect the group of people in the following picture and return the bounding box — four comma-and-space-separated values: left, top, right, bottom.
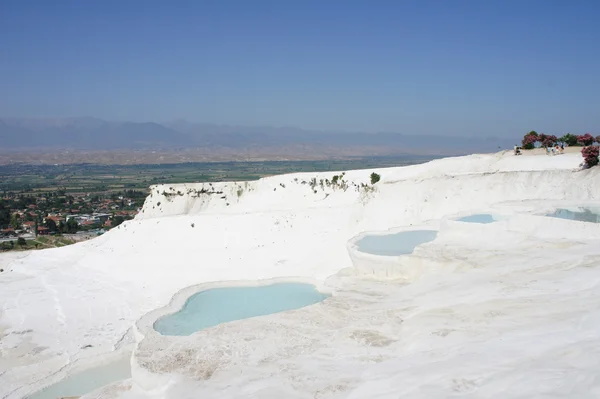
547, 144, 565, 155
514, 146, 522, 155
513, 143, 566, 156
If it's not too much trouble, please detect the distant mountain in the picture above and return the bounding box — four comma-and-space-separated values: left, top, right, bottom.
0, 117, 193, 150
0, 117, 515, 156
162, 120, 514, 153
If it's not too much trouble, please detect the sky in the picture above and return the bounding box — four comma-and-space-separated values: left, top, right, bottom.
0, 0, 599, 137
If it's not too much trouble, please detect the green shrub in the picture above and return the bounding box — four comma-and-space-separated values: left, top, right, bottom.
559, 133, 578, 146
370, 173, 381, 185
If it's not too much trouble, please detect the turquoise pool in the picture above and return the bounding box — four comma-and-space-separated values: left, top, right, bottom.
27, 356, 131, 399
456, 214, 496, 224
154, 283, 329, 336
355, 230, 437, 256
547, 208, 600, 223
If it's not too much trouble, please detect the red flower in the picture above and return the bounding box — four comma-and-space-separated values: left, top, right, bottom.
577, 133, 594, 146
581, 145, 599, 167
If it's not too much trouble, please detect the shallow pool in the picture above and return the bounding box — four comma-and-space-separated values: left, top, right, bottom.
547, 208, 600, 223
154, 283, 329, 336
27, 356, 131, 399
456, 214, 496, 224
355, 230, 437, 256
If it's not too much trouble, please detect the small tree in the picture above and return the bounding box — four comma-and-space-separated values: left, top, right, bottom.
541, 134, 557, 148
10, 213, 21, 230
559, 133, 578, 146
112, 216, 125, 227
370, 172, 381, 185
0, 201, 10, 228
577, 133, 594, 146
522, 134, 538, 149
581, 146, 599, 167
65, 219, 78, 233
45, 218, 58, 232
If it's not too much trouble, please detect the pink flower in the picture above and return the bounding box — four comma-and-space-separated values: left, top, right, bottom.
577, 133, 594, 146
581, 145, 599, 167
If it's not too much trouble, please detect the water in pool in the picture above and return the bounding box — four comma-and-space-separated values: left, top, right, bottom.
355, 230, 437, 256
547, 208, 600, 223
154, 283, 329, 336
27, 355, 131, 399
456, 214, 496, 224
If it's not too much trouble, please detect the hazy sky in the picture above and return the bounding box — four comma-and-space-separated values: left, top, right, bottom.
1, 0, 599, 136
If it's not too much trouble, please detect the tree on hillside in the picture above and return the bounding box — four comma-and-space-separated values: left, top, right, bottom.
559, 134, 578, 146
540, 134, 557, 148
45, 218, 58, 232
577, 133, 594, 146
0, 202, 10, 228
65, 219, 78, 234
522, 131, 539, 150
112, 215, 125, 227
10, 213, 21, 230
581, 146, 599, 167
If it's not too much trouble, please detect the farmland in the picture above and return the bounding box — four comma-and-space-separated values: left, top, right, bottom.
0, 156, 435, 195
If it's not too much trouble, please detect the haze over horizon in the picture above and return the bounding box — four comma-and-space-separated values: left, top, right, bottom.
1, 0, 599, 137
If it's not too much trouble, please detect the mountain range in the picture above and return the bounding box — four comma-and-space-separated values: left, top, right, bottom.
0, 117, 515, 157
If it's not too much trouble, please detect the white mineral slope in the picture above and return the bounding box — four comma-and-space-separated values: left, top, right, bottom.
0, 151, 599, 398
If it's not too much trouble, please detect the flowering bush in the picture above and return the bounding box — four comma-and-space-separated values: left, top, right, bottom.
540, 134, 557, 148
538, 133, 547, 144
521, 131, 539, 149
596, 135, 600, 144
581, 145, 599, 167
577, 133, 594, 146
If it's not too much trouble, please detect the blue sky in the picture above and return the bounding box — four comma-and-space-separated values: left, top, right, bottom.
1, 0, 599, 136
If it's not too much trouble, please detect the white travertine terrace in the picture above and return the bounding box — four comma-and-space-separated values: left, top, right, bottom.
1, 151, 600, 398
